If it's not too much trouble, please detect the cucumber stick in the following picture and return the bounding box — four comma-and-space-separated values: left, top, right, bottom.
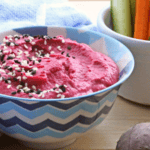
111, 0, 132, 37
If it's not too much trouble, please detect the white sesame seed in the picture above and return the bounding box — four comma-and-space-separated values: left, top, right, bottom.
3, 38, 9, 42
55, 84, 59, 88
62, 39, 65, 43
50, 51, 55, 54
50, 89, 54, 92
24, 44, 28, 49
26, 72, 32, 76
32, 85, 36, 90
35, 48, 37, 51
57, 46, 62, 51
33, 67, 38, 71
35, 60, 39, 64
15, 67, 20, 70
57, 94, 61, 97
3, 50, 9, 54
0, 77, 2, 81
31, 42, 35, 45
10, 43, 15, 46
55, 90, 59, 93
21, 60, 28, 66
45, 53, 50, 57
7, 80, 11, 84
3, 46, 7, 50
0, 69, 5, 73
1, 43, 5, 46
7, 85, 11, 89
17, 76, 21, 81
48, 46, 52, 50
16, 85, 22, 89
59, 89, 63, 93
23, 76, 27, 80
64, 85, 67, 87
24, 51, 29, 54
29, 36, 34, 40
13, 64, 19, 68
9, 53, 15, 58
61, 95, 65, 99
42, 94, 45, 98
25, 83, 28, 87
8, 72, 13, 76
44, 40, 47, 45
16, 56, 21, 58
32, 56, 37, 61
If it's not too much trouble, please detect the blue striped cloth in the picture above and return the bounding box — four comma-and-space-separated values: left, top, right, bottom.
0, 0, 97, 33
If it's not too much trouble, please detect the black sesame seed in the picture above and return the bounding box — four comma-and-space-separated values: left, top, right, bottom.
14, 36, 20, 39
27, 57, 32, 61
1, 54, 5, 62
72, 56, 75, 59
66, 53, 70, 57
53, 36, 56, 39
33, 61, 35, 65
29, 94, 33, 97
5, 80, 9, 83
46, 36, 52, 40
30, 89, 34, 93
61, 51, 65, 55
17, 89, 21, 93
38, 59, 41, 63
67, 46, 71, 50
0, 74, 1, 77
36, 89, 42, 94
31, 70, 36, 75
23, 34, 29, 37
33, 35, 38, 38
2, 60, 6, 64
4, 66, 8, 69
7, 77, 11, 80
29, 69, 33, 72
41, 53, 45, 57
20, 81, 25, 86
25, 39, 30, 43
11, 91, 17, 95
27, 61, 29, 64
14, 60, 21, 64
59, 85, 66, 92
14, 43, 19, 46
8, 67, 12, 71
17, 70, 21, 72
13, 77, 18, 81
6, 42, 10, 46
53, 87, 56, 90
7, 56, 14, 60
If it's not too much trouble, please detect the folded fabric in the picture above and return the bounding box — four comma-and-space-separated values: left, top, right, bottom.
0, 0, 97, 33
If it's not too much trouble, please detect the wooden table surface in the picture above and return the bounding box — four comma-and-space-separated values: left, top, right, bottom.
1, 1, 150, 150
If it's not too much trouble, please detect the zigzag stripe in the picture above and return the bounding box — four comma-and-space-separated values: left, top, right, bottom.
0, 100, 111, 124
0, 116, 104, 138
0, 87, 119, 110
0, 102, 114, 132
0, 91, 118, 119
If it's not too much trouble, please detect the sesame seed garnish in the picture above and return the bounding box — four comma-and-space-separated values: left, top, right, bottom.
61, 95, 65, 99
10, 43, 15, 46
61, 51, 65, 55
14, 60, 21, 64
55, 84, 59, 88
57, 46, 62, 51
72, 56, 75, 59
23, 76, 27, 80
66, 53, 70, 57
44, 40, 47, 45
48, 46, 52, 50
25, 39, 30, 43
7, 85, 11, 89
29, 94, 33, 97
24, 44, 28, 49
16, 85, 22, 89
57, 94, 61, 97
17, 76, 21, 81
67, 46, 71, 50
1, 54, 5, 62
31, 42, 35, 45
11, 91, 17, 95
6, 42, 10, 46
50, 51, 55, 54
32, 85, 36, 90
59, 85, 66, 92
31, 70, 36, 75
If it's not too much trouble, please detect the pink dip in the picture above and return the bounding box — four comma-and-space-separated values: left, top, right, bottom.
0, 34, 119, 99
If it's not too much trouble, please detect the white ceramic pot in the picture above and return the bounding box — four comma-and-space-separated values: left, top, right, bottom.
97, 4, 150, 105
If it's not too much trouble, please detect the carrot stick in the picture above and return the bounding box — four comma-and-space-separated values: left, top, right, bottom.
148, 3, 150, 40
134, 0, 149, 40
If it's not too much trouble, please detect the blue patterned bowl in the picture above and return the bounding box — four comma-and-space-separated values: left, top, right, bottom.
0, 26, 134, 149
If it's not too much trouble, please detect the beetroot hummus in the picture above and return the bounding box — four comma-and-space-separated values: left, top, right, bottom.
0, 34, 119, 99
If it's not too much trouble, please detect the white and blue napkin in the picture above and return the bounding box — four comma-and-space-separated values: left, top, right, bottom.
0, 0, 97, 33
